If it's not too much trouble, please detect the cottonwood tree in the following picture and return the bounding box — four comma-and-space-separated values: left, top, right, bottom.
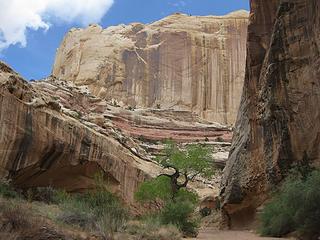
136, 141, 214, 203
135, 141, 214, 237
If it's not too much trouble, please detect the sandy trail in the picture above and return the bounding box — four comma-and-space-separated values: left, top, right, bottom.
186, 228, 291, 240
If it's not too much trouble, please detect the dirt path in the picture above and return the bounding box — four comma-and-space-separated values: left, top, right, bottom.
186, 228, 291, 240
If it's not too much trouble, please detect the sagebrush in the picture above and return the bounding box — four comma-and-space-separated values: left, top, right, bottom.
260, 169, 320, 239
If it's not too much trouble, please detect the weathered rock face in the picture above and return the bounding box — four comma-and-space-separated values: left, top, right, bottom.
0, 61, 158, 202
0, 60, 231, 204
52, 11, 248, 125
221, 0, 320, 228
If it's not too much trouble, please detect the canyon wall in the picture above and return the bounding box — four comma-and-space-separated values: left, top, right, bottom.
0, 60, 231, 203
0, 61, 158, 202
52, 11, 248, 125
221, 0, 320, 228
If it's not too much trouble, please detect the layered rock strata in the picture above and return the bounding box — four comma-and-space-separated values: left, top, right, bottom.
52, 11, 248, 125
221, 0, 320, 228
0, 61, 231, 203
0, 62, 158, 202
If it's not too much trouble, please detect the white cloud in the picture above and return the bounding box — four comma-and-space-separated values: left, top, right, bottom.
0, 0, 114, 50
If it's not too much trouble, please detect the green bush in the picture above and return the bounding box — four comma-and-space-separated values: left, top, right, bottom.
0, 181, 20, 199
135, 176, 172, 205
57, 190, 128, 238
135, 180, 199, 236
260, 170, 320, 239
135, 141, 214, 237
57, 196, 97, 229
160, 201, 198, 237
52, 189, 71, 203
175, 189, 198, 205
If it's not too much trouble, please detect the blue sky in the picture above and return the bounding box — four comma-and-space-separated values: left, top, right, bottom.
0, 0, 249, 80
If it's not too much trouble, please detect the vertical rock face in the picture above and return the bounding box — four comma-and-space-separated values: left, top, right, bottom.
52, 11, 248, 125
221, 0, 320, 228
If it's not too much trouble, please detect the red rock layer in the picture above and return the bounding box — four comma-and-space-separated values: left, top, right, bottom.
0, 62, 156, 203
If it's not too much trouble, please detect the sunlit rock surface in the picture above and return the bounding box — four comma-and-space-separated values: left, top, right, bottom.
0, 61, 231, 204
52, 11, 248, 125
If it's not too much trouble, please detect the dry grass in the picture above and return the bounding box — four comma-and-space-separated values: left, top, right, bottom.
0, 200, 35, 239
125, 220, 182, 240
0, 198, 93, 240
1, 203, 33, 231
0, 184, 179, 240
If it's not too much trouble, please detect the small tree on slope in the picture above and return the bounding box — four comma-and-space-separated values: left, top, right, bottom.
135, 141, 215, 236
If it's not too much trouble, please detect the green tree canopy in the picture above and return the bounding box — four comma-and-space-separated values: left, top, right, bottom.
158, 141, 214, 178
155, 141, 214, 199
136, 141, 214, 202
135, 141, 214, 237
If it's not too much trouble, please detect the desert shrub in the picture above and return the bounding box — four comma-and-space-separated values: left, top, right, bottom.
0, 233, 19, 240
292, 170, 320, 238
52, 189, 71, 203
125, 219, 181, 240
96, 208, 128, 240
56, 189, 128, 239
25, 186, 59, 204
1, 203, 32, 230
260, 170, 320, 239
57, 197, 97, 229
0, 182, 20, 199
135, 180, 199, 236
160, 201, 198, 237
85, 190, 128, 238
175, 189, 198, 205
23, 187, 72, 205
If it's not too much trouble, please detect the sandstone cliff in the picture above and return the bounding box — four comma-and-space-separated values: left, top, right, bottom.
52, 11, 248, 125
0, 60, 231, 203
221, 0, 320, 228
0, 61, 158, 202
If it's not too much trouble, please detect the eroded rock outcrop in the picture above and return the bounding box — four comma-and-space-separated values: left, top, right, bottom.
221, 0, 320, 228
0, 61, 231, 204
0, 61, 159, 202
52, 11, 248, 125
